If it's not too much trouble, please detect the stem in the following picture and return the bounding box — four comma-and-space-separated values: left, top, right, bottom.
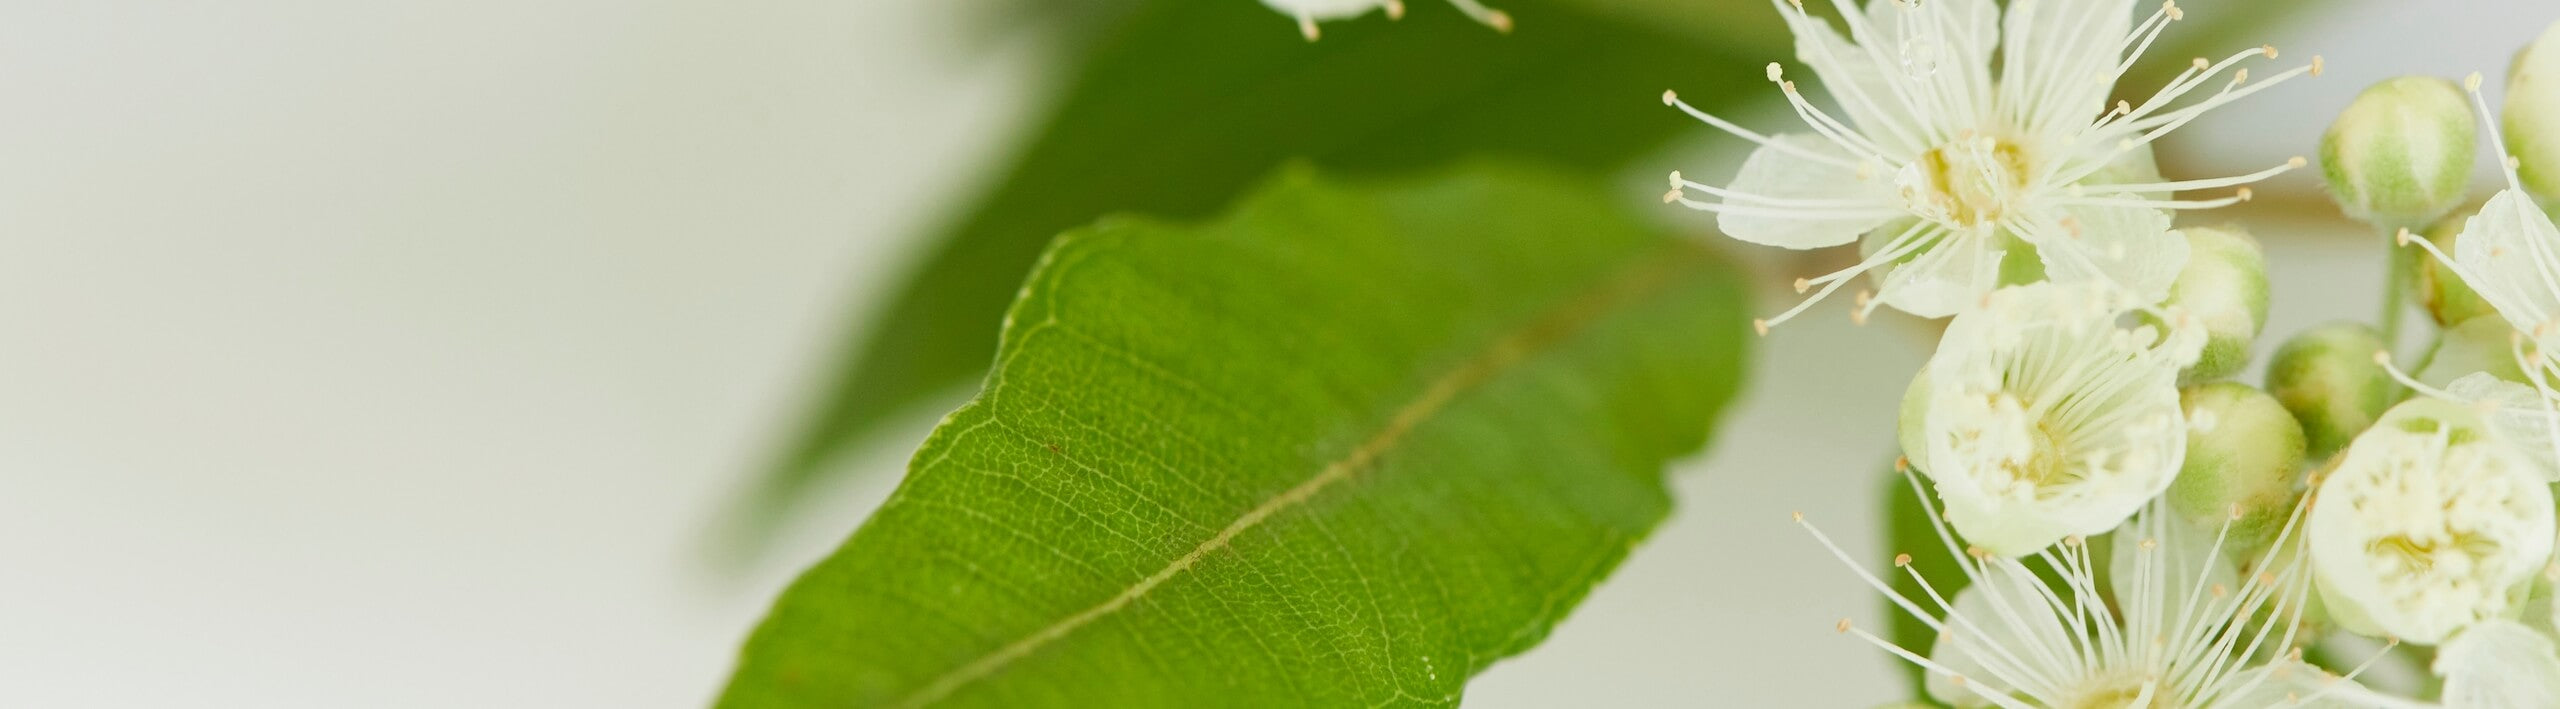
2381, 226, 2413, 350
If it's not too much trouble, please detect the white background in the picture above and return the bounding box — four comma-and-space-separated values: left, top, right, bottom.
1, 1, 2551, 706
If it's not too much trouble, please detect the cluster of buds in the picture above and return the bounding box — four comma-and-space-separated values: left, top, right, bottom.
1792, 7, 2560, 707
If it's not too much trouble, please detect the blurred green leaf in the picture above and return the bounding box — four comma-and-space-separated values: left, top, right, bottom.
719, 164, 1751, 707
739, 0, 1766, 527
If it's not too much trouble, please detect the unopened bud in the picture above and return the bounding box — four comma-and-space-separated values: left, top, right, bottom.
2408, 209, 2502, 327
2322, 76, 2479, 229
2165, 226, 2271, 382
2507, 20, 2560, 202
2265, 322, 2401, 458
2417, 315, 2529, 387
2170, 382, 2307, 555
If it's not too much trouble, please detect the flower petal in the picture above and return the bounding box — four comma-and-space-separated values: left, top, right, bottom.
1793, 0, 1998, 155
2453, 189, 2560, 342
1998, 0, 2136, 132
1925, 564, 2073, 706
2437, 619, 2560, 709
1792, 20, 1919, 156
2446, 372, 2560, 480
1871, 228, 2005, 318
1717, 132, 1898, 249
2025, 199, 2185, 306
2107, 507, 2237, 616
2208, 660, 2391, 708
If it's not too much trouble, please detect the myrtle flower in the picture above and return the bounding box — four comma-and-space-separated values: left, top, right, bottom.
2401, 74, 2560, 477
1257, 0, 1508, 40
1908, 281, 2202, 556
2306, 397, 2557, 646
1796, 470, 2379, 708
1661, 0, 2318, 332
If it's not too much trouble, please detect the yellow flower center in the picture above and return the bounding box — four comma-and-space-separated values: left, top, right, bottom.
1904, 137, 2034, 227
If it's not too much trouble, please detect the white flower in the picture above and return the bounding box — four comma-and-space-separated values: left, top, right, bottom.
1662, 0, 2318, 331
2402, 74, 2560, 479
1912, 281, 2200, 556
1796, 472, 2382, 709
2307, 397, 2557, 645
1257, 0, 1508, 40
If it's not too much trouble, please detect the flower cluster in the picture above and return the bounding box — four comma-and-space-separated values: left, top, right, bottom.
1666, 2, 2560, 706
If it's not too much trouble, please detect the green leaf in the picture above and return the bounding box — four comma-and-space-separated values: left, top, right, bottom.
719, 163, 1751, 707
740, 0, 1765, 522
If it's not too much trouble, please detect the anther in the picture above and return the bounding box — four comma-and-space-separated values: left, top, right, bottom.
1753, 318, 1771, 336
1661, 89, 1678, 106
2236, 187, 2253, 202
1791, 510, 1805, 522
2262, 44, 2278, 59
1766, 63, 1784, 82
2311, 55, 2325, 77
2395, 228, 2413, 246
2163, 0, 2182, 20
1661, 189, 1682, 204
1484, 10, 1513, 33
1893, 553, 1912, 567
1893, 456, 1909, 472
2469, 72, 2486, 92
1835, 618, 1853, 633
2287, 156, 2307, 168
1793, 277, 1811, 294
1384, 0, 1406, 19
2233, 67, 2250, 85
1666, 171, 1683, 188
2192, 57, 2210, 71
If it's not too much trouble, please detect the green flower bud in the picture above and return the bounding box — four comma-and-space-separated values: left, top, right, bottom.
2164, 226, 2271, 382
2265, 322, 2401, 458
2508, 20, 2560, 203
2322, 76, 2479, 229
2418, 314, 2529, 388
2169, 382, 2308, 555
2408, 207, 2502, 327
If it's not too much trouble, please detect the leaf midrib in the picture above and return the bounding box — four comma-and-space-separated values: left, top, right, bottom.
889, 240, 1712, 708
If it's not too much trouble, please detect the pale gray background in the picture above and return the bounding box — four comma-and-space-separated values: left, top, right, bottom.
1, 1, 2549, 706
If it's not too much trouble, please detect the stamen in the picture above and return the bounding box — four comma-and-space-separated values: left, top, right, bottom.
1662, 91, 1860, 168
